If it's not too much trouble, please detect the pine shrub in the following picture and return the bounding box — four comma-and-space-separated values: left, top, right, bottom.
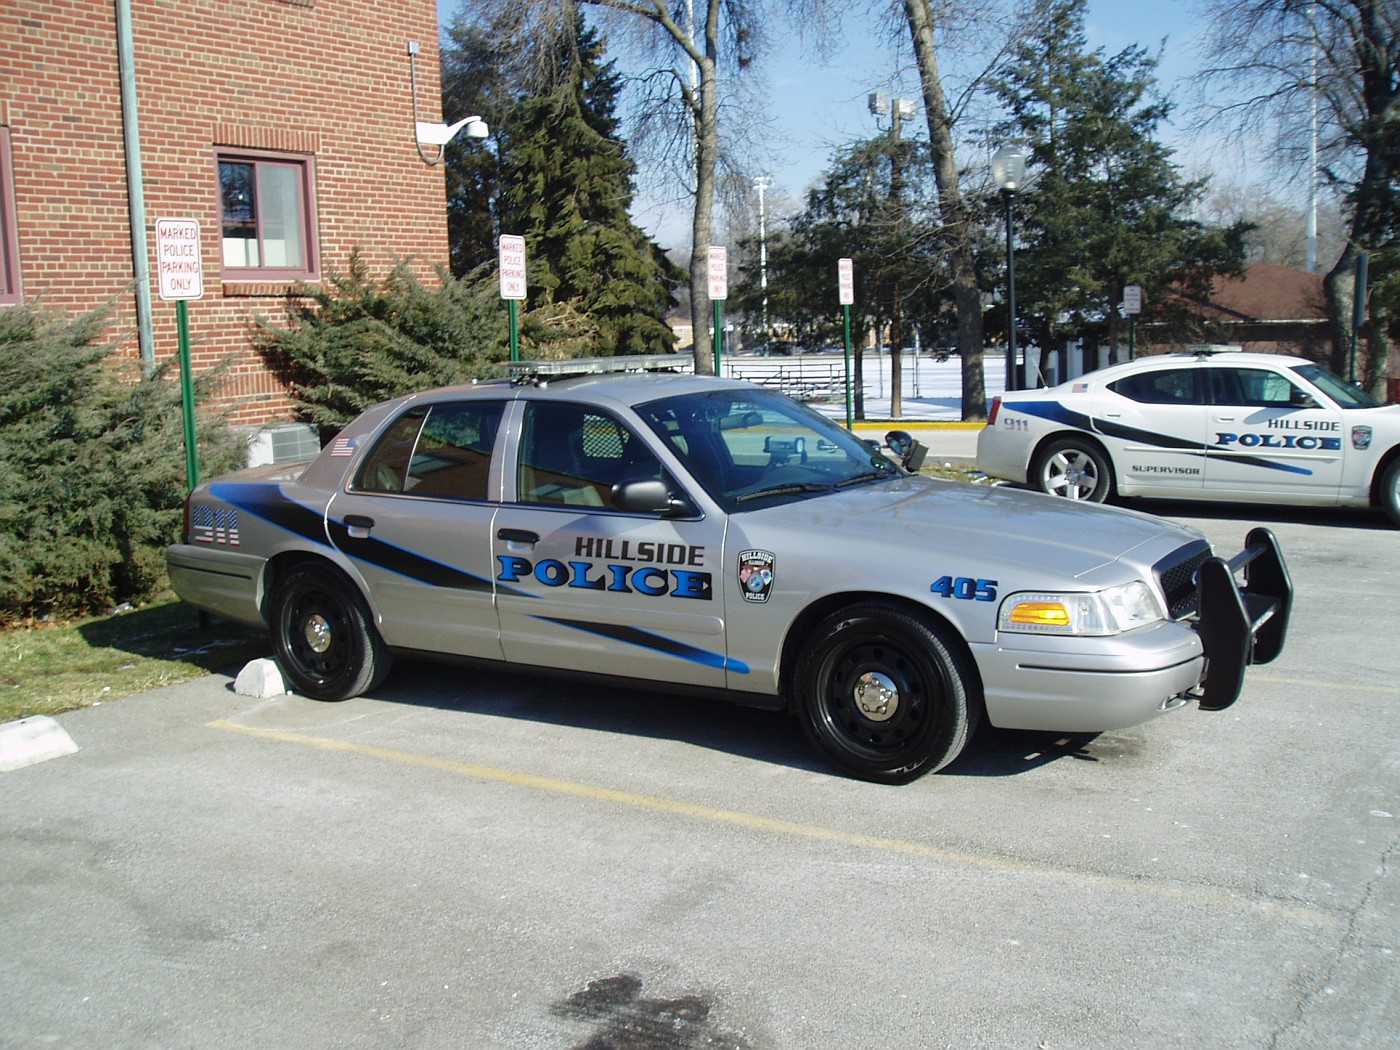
0, 303, 240, 623
253, 253, 509, 434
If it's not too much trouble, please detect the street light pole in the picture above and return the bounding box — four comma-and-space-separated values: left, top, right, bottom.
991, 145, 1028, 392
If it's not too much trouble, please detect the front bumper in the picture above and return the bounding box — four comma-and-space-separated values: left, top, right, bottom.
1191, 527, 1292, 710
974, 528, 1292, 732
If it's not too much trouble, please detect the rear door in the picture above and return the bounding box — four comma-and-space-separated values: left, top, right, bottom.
491, 399, 732, 689
1097, 366, 1208, 492
326, 399, 507, 660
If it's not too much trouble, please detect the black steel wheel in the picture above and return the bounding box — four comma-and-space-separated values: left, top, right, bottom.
1034, 436, 1114, 502
795, 601, 979, 783
270, 564, 390, 701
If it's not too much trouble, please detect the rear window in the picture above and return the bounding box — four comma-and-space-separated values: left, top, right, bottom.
1108, 369, 1200, 405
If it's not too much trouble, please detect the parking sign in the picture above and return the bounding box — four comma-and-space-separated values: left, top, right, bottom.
155, 218, 204, 301
708, 246, 728, 300
498, 235, 527, 300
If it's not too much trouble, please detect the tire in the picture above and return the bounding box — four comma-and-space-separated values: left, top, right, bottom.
1034, 436, 1114, 502
794, 601, 980, 784
1381, 458, 1400, 527
270, 564, 391, 701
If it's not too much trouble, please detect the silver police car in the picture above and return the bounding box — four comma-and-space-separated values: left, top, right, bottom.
169, 359, 1292, 783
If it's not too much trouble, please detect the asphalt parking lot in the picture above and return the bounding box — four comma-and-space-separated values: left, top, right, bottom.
3, 503, 1397, 1049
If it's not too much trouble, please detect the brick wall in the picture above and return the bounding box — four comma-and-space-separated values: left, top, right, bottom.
2, 0, 450, 427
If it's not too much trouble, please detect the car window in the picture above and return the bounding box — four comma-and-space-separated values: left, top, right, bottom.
636, 387, 899, 510
1209, 368, 1306, 408
1107, 368, 1201, 405
517, 401, 669, 509
1291, 362, 1382, 409
354, 401, 503, 500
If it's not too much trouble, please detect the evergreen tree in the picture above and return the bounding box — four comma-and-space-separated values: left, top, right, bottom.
444, 9, 682, 357
992, 0, 1249, 371
0, 303, 242, 621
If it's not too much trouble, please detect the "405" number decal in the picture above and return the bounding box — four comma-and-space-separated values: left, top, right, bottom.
930, 576, 998, 602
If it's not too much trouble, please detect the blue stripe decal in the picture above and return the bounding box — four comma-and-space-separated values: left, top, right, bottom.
531, 616, 750, 674
208, 483, 531, 596
1004, 400, 1313, 476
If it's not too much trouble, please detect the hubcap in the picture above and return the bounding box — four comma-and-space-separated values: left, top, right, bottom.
303, 613, 332, 654
853, 670, 900, 722
1050, 452, 1095, 499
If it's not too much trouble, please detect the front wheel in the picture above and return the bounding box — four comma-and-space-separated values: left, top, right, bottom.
1035, 437, 1114, 502
270, 564, 391, 701
794, 602, 980, 783
1380, 458, 1400, 527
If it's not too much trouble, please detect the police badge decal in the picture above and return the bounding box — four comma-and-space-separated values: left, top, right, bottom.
738, 550, 775, 603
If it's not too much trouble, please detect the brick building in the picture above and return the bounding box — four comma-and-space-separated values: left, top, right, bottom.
3, 0, 452, 443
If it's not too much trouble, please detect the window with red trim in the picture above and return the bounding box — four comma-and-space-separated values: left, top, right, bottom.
216, 148, 319, 281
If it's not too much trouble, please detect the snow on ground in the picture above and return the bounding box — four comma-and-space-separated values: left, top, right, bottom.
719, 351, 1008, 421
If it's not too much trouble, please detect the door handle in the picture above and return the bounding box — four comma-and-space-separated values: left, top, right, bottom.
497, 527, 539, 544
343, 514, 375, 539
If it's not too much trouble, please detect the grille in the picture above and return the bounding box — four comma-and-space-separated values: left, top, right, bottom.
1154, 540, 1211, 620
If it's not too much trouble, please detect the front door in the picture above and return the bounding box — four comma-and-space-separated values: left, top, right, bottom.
1203, 366, 1346, 498
491, 400, 732, 689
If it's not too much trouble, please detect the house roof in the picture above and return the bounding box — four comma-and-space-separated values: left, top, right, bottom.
1188, 264, 1328, 324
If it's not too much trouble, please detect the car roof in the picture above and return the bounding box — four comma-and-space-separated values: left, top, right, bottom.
372, 369, 757, 415
1065, 351, 1310, 387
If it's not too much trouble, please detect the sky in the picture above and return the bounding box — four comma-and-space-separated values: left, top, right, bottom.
436, 0, 1218, 247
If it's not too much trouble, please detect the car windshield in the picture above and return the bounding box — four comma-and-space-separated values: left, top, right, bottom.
635, 387, 900, 509
1292, 362, 1382, 409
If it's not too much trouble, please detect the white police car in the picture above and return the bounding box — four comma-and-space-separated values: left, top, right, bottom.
977, 349, 1400, 525
170, 357, 1291, 783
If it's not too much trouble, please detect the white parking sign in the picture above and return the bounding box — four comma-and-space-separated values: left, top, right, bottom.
155, 218, 204, 301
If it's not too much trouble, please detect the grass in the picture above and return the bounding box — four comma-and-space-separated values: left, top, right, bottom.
0, 598, 269, 724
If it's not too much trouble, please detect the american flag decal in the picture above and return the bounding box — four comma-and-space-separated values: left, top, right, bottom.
330, 435, 359, 457
192, 505, 241, 546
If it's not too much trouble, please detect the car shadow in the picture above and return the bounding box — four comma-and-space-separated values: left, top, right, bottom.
308, 657, 1115, 782
1126, 498, 1393, 531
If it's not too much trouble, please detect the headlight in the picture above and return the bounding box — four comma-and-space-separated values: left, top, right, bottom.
998, 580, 1166, 636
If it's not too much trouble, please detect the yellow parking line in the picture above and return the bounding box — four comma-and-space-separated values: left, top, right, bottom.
209, 717, 1333, 925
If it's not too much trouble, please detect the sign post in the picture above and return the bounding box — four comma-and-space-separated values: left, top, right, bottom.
708, 246, 727, 374
155, 218, 204, 491
838, 258, 855, 429
498, 234, 527, 362
1123, 284, 1142, 360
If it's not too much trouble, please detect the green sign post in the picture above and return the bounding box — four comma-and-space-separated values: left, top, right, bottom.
708, 245, 727, 374
499, 234, 527, 362
155, 218, 204, 491
838, 257, 855, 429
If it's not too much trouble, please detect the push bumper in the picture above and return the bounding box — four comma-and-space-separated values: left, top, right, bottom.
1192, 527, 1292, 711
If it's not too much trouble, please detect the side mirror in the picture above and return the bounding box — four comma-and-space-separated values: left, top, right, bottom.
612, 478, 696, 518
884, 429, 929, 472
1290, 389, 1318, 409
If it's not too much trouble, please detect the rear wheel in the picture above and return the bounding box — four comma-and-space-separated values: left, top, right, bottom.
1380, 458, 1400, 527
270, 565, 390, 701
1035, 437, 1114, 502
794, 602, 979, 783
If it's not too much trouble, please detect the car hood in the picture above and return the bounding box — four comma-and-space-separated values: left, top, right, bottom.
744, 476, 1203, 581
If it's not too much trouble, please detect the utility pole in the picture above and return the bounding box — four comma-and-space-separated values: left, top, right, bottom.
869, 93, 916, 418
754, 175, 772, 349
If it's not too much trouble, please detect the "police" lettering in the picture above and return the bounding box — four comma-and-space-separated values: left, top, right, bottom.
1215, 432, 1342, 451
497, 556, 712, 600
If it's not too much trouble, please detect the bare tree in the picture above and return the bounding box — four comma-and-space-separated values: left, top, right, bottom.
901, 0, 993, 418
1196, 0, 1398, 393
459, 0, 824, 375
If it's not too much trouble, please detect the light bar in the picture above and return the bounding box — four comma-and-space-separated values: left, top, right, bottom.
505, 353, 696, 378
